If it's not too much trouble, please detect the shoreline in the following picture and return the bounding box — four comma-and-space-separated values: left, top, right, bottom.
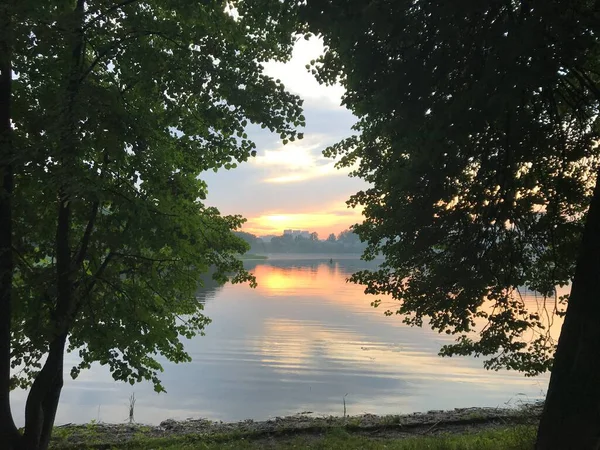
50, 403, 542, 448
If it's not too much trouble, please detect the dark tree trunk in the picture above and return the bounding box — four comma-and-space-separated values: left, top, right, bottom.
18, 0, 88, 447
1, 1, 90, 449
19, 194, 74, 450
536, 170, 600, 449
21, 336, 66, 450
0, 3, 20, 449
20, 186, 75, 450
38, 368, 64, 450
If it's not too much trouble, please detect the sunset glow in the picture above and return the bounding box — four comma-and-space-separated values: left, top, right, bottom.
242, 208, 363, 237
202, 36, 366, 240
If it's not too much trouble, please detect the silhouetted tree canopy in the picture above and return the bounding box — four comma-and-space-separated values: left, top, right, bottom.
302, 1, 600, 447
304, 0, 599, 375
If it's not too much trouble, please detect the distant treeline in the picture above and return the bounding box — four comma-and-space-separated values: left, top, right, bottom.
234, 230, 368, 254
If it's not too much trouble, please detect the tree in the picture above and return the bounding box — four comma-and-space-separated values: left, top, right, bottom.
0, 1, 304, 449
303, 0, 600, 448
234, 231, 259, 248
269, 235, 284, 252
337, 229, 360, 245
309, 231, 319, 241
326, 233, 336, 243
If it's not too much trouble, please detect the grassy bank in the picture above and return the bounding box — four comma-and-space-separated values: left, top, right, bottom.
50, 425, 536, 449
50, 405, 542, 450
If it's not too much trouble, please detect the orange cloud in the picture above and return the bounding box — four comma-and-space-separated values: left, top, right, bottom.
242, 203, 363, 237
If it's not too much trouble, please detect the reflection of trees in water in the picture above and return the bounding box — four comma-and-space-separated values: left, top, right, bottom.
195, 257, 382, 303
195, 270, 225, 304
243, 257, 382, 278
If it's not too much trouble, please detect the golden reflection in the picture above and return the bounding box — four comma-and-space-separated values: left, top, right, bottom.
258, 317, 545, 388
216, 262, 552, 398
251, 263, 565, 339
247, 263, 566, 374
225, 262, 562, 381
254, 264, 341, 297
466, 287, 567, 345
259, 320, 312, 370
259, 269, 299, 292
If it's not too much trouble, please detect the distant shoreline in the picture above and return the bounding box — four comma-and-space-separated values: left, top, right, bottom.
238, 253, 269, 260
239, 252, 383, 260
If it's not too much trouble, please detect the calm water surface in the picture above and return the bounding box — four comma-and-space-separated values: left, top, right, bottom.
11, 255, 551, 425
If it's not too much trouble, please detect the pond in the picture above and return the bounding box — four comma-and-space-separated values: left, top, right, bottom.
10, 255, 550, 426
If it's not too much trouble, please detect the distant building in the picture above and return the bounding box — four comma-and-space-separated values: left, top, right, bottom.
283, 229, 310, 238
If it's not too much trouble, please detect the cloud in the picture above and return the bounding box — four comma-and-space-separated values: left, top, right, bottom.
251, 134, 349, 184
262, 37, 345, 111
200, 37, 367, 237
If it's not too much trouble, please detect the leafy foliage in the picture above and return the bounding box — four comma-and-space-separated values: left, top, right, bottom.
7, 0, 305, 393
303, 0, 600, 374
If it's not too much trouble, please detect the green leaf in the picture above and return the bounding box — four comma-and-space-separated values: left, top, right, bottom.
303, 0, 598, 375
5, 0, 305, 411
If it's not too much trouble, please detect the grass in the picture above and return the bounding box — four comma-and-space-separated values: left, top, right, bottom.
50, 425, 537, 450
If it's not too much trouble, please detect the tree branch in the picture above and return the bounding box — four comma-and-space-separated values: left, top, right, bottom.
77, 218, 132, 300
73, 149, 111, 268
83, 0, 141, 31
73, 200, 99, 268
112, 252, 182, 263
81, 28, 189, 82
79, 251, 115, 300
12, 245, 35, 274
571, 66, 600, 105
80, 32, 142, 81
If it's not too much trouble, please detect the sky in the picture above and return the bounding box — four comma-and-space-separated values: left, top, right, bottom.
202, 37, 368, 238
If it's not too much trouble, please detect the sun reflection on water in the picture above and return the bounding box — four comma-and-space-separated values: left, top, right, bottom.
10, 258, 554, 426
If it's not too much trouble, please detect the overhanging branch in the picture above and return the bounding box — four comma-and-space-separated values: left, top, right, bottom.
83, 0, 141, 31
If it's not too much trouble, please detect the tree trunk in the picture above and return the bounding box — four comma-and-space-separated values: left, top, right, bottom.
18, 1, 88, 446
536, 169, 600, 449
0, 2, 20, 448
38, 368, 64, 450
21, 335, 66, 450
18, 182, 76, 450
1, 1, 89, 448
